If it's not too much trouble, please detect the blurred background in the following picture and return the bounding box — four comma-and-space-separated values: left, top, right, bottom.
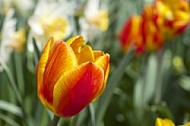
0, 0, 190, 125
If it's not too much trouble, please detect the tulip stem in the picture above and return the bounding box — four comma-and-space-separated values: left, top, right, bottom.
50, 115, 60, 126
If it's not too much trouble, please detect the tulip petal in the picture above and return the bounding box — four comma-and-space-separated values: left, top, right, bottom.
93, 50, 104, 59
37, 37, 55, 110
66, 36, 85, 54
66, 36, 86, 62
119, 15, 145, 54
53, 62, 104, 117
93, 54, 110, 100
37, 37, 77, 107
78, 45, 94, 64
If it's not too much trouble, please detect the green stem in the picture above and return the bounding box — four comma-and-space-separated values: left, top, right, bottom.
95, 49, 134, 124
50, 115, 60, 126
154, 49, 164, 104
89, 104, 95, 126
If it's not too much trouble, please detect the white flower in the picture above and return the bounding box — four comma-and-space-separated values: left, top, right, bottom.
79, 0, 109, 41
0, 8, 17, 71
0, 0, 34, 17
27, 0, 75, 51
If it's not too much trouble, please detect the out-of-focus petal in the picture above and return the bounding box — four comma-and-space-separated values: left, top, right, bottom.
173, 10, 190, 34
42, 17, 68, 40
155, 118, 175, 126
142, 5, 164, 51
87, 10, 109, 31
119, 15, 144, 54
153, 0, 189, 37
184, 122, 190, 126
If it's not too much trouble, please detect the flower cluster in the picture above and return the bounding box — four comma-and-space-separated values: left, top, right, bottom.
119, 0, 190, 54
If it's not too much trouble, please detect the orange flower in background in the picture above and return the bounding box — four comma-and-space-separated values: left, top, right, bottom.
36, 36, 110, 117
155, 118, 175, 126
153, 0, 190, 38
142, 5, 164, 51
168, 0, 190, 34
119, 0, 189, 55
119, 15, 145, 54
153, 0, 172, 37
158, 0, 189, 11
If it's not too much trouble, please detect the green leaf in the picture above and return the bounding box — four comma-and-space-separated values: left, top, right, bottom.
32, 38, 41, 65
0, 100, 23, 117
179, 75, 190, 91
0, 113, 20, 126
143, 54, 157, 104
89, 103, 95, 126
95, 48, 134, 124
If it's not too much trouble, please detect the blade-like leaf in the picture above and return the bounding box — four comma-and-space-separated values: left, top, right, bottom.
0, 100, 22, 117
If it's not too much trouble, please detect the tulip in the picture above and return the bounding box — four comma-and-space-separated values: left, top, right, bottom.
157, 0, 189, 11
36, 36, 110, 117
155, 118, 175, 126
119, 15, 145, 54
141, 5, 164, 51
153, 0, 189, 38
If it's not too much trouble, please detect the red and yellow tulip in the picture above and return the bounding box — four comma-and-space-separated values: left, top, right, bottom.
119, 15, 145, 54
142, 5, 164, 51
36, 36, 110, 117
153, 0, 190, 38
119, 0, 189, 55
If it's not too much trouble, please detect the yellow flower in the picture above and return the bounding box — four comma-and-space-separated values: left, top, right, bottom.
155, 118, 175, 126
183, 122, 190, 126
41, 17, 68, 41
142, 5, 164, 51
87, 10, 109, 31
8, 28, 26, 52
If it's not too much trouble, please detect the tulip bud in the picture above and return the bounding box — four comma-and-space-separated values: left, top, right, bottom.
36, 36, 110, 117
